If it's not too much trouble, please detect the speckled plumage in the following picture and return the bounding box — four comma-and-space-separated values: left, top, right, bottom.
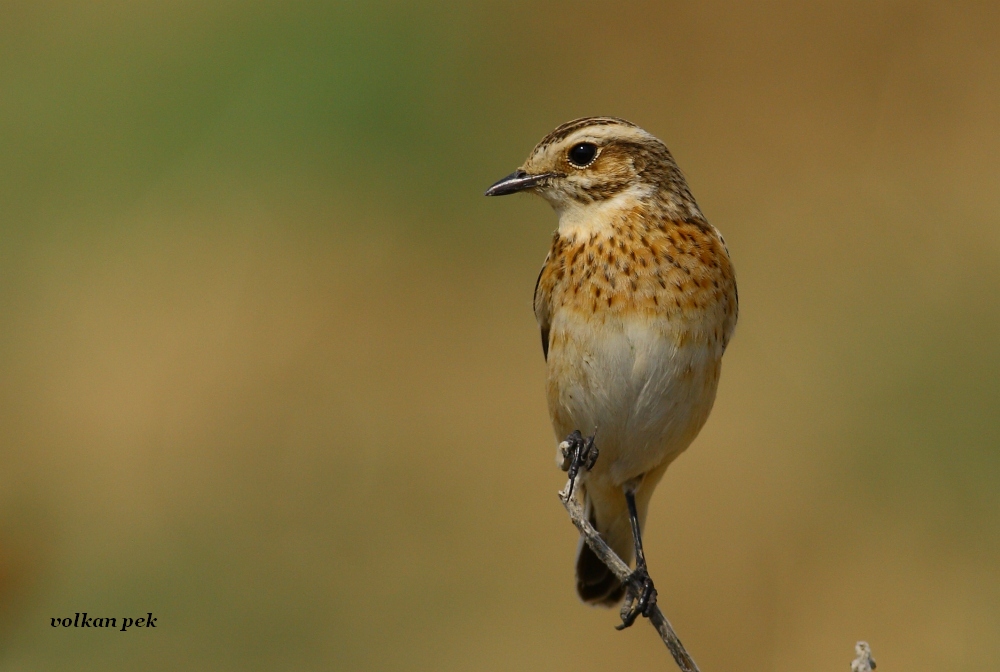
490, 117, 737, 606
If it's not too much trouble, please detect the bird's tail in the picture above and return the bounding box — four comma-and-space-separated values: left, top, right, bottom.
574, 485, 635, 606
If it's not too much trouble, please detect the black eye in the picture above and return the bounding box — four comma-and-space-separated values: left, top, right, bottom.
568, 142, 598, 167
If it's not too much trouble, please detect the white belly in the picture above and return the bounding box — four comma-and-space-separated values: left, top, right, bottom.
546, 310, 721, 486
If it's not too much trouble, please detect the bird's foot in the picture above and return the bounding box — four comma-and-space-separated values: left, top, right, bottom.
615, 566, 657, 630
558, 430, 598, 502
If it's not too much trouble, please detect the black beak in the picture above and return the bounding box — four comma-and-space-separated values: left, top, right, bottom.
484, 169, 556, 196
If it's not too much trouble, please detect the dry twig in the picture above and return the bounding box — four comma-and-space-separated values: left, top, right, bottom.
558, 478, 700, 672
558, 477, 877, 672
851, 641, 876, 672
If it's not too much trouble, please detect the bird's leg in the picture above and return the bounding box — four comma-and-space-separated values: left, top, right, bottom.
616, 488, 657, 630
558, 429, 598, 502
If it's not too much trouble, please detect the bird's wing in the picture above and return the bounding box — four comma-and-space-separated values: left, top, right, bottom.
533, 258, 551, 361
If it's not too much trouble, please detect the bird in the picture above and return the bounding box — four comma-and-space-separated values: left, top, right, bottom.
485, 117, 737, 627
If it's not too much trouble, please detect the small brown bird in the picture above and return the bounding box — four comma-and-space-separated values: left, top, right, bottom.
486, 117, 737, 626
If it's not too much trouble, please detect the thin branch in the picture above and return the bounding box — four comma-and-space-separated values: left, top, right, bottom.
558, 479, 701, 672
851, 641, 876, 672
558, 478, 876, 672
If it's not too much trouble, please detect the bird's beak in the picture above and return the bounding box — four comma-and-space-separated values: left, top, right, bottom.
484, 169, 557, 196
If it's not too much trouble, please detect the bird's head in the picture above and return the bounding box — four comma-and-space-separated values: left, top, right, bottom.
485, 117, 702, 231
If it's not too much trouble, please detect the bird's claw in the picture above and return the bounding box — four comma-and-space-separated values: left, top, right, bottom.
616, 566, 657, 630
559, 430, 598, 502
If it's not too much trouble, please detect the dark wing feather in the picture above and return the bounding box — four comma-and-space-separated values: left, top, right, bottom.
533, 262, 550, 361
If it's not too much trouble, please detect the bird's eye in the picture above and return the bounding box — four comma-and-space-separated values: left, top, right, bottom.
567, 142, 598, 168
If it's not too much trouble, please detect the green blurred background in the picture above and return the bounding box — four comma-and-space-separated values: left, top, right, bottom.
1, 1, 998, 669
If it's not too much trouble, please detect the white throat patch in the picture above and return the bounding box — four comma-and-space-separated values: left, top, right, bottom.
547, 183, 654, 239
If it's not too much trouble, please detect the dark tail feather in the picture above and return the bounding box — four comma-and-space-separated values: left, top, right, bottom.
576, 540, 625, 605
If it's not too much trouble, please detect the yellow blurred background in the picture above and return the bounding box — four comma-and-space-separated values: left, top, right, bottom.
1, 1, 998, 669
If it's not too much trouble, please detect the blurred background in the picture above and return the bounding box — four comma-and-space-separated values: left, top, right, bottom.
1, 1, 998, 670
